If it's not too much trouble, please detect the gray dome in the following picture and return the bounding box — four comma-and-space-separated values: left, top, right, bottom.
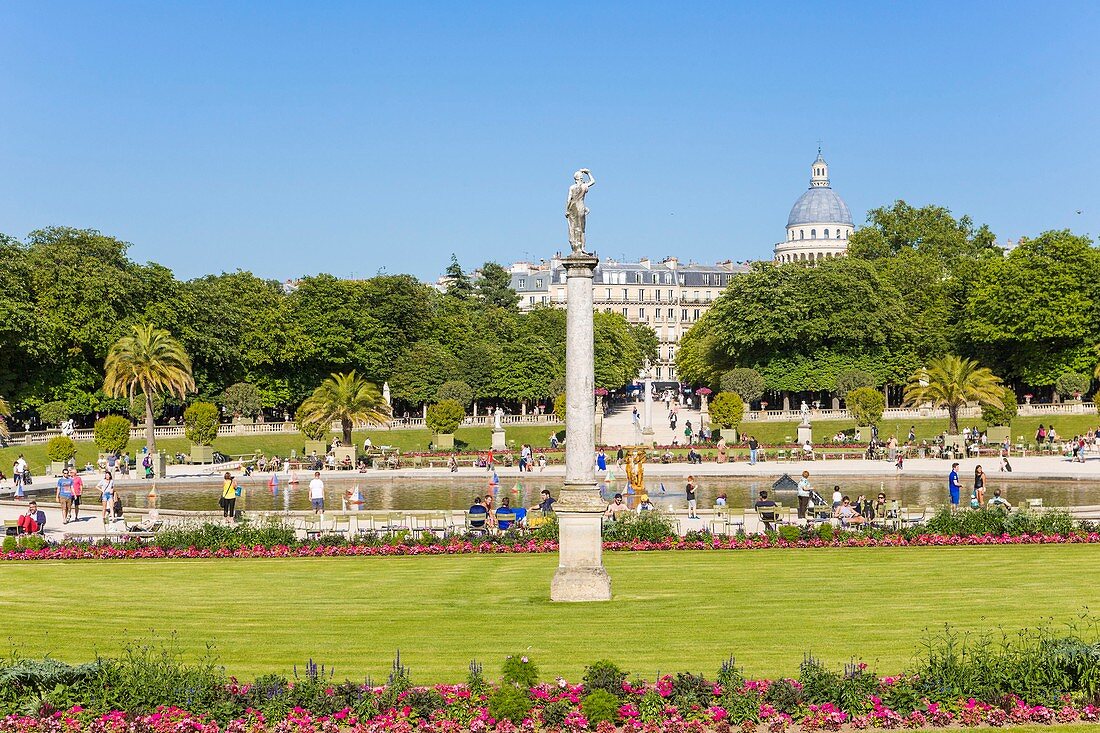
787, 187, 853, 227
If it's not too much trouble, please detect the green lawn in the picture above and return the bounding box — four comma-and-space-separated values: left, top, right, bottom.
2, 545, 1098, 683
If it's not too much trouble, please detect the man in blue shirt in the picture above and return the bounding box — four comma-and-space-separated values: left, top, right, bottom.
948, 462, 961, 508
468, 496, 488, 532
56, 468, 75, 524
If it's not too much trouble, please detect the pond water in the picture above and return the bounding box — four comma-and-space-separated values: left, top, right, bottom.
116, 474, 1100, 513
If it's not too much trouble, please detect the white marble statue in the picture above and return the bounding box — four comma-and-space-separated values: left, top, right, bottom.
799, 400, 810, 424
493, 406, 505, 431
565, 169, 596, 253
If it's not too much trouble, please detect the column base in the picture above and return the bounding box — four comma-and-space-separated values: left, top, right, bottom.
491, 429, 507, 450
551, 566, 612, 602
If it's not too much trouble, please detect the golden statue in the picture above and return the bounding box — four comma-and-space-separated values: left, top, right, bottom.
626, 447, 647, 493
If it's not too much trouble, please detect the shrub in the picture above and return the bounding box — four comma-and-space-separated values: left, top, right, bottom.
426, 399, 465, 435
581, 689, 621, 725
847, 387, 885, 426
295, 403, 329, 441
709, 392, 745, 429
583, 659, 628, 697
816, 522, 834, 542
554, 392, 566, 422
1056, 371, 1091, 399
221, 382, 263, 418
45, 435, 76, 462
540, 699, 573, 728
720, 368, 766, 403
764, 677, 804, 714
487, 685, 532, 723
38, 400, 70, 427
601, 511, 678, 542
981, 387, 1018, 426
435, 380, 474, 407
501, 654, 538, 688
778, 525, 802, 542
183, 402, 220, 446
93, 415, 131, 454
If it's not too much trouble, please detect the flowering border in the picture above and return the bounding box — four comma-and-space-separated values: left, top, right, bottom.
3, 531, 1099, 562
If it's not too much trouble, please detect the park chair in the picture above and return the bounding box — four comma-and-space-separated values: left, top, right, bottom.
495, 510, 517, 532
381, 512, 410, 535
415, 512, 451, 537
330, 515, 351, 535
4, 519, 20, 536
711, 509, 744, 537
465, 511, 489, 536
756, 507, 781, 533
298, 516, 323, 540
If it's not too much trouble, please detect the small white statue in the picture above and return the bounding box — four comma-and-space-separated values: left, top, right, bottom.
493, 406, 505, 431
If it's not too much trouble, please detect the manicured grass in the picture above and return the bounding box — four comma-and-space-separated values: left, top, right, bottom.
2, 545, 1098, 682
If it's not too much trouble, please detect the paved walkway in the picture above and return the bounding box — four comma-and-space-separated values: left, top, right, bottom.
600, 401, 703, 447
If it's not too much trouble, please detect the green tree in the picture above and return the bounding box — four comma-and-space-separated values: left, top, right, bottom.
962, 231, 1100, 386
37, 400, 70, 427
444, 254, 474, 300
981, 387, 1018, 426
719, 368, 766, 403
835, 369, 877, 397
848, 200, 998, 265
388, 341, 461, 407
903, 355, 1003, 435
553, 392, 566, 422
93, 415, 131, 455
461, 342, 503, 400
490, 336, 562, 409
436, 380, 474, 407
297, 371, 391, 446
708, 392, 745, 429
294, 402, 329, 441
221, 382, 264, 418
846, 387, 885, 426
46, 435, 76, 462
103, 324, 195, 454
183, 401, 220, 446
426, 399, 465, 435
476, 262, 520, 310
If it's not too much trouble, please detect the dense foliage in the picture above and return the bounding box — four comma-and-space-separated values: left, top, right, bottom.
220, 382, 263, 418
0, 233, 653, 425
846, 387, 885, 426
45, 435, 76, 462
707, 392, 745, 429
426, 400, 465, 435
677, 204, 1100, 404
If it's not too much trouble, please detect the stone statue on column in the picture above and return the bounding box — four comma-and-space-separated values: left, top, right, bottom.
565, 169, 596, 254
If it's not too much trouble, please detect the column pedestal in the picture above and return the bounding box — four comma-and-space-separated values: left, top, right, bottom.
550, 483, 611, 602
491, 429, 507, 451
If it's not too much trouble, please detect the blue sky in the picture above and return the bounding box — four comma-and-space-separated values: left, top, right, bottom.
1, 1, 1097, 281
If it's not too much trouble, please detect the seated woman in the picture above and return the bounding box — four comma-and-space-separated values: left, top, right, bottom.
833, 496, 865, 527
495, 497, 517, 530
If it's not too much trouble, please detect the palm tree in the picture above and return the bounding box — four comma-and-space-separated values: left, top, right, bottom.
903, 355, 1004, 435
0, 396, 10, 442
104, 324, 195, 454
297, 371, 391, 446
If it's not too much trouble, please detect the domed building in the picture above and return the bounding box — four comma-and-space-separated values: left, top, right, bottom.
774, 150, 854, 263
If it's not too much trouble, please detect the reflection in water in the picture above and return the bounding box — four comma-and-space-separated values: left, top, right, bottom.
120, 474, 1100, 513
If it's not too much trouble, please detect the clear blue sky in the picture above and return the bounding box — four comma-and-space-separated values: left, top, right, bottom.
1, 1, 1097, 281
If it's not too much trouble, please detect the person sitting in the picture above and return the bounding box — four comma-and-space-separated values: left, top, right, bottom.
16, 501, 46, 535
987, 489, 1013, 510
754, 490, 778, 531
802, 441, 815, 460
637, 496, 654, 513
495, 497, 517, 530
834, 496, 865, 527
605, 493, 629, 520
340, 455, 353, 470
873, 492, 889, 521
661, 449, 674, 464
468, 496, 488, 532
687, 447, 702, 465
531, 489, 556, 514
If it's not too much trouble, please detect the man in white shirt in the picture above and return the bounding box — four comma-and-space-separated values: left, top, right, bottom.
308, 471, 325, 513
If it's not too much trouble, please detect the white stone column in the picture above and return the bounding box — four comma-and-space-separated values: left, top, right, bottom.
642, 375, 654, 436
551, 253, 611, 602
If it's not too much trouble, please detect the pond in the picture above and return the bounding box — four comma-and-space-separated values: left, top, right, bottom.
116, 474, 1100, 513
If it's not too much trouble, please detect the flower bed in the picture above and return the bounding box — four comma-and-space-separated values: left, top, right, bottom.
4, 636, 1100, 733
2, 531, 1099, 562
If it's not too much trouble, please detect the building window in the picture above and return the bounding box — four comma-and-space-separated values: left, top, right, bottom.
652, 273, 658, 283
529, 295, 535, 304
622, 307, 628, 317
639, 289, 646, 300
704, 292, 711, 302
656, 366, 662, 379
518, 278, 526, 288
541, 295, 548, 303
681, 308, 688, 321
668, 346, 675, 360
693, 309, 701, 320
823, 229, 829, 239
837, 229, 842, 239
669, 366, 676, 379
800, 229, 804, 240
693, 290, 699, 301
668, 308, 674, 319
702, 274, 709, 285
605, 288, 612, 299
811, 229, 816, 239
638, 308, 645, 320
622, 288, 628, 300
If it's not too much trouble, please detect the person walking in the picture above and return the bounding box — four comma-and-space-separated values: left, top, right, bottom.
12, 457, 25, 499
220, 471, 239, 521
97, 470, 115, 525
971, 465, 986, 509
70, 469, 84, 522
748, 435, 759, 465
948, 462, 961, 509
686, 475, 699, 519
56, 468, 75, 524
796, 470, 812, 520
308, 471, 325, 514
